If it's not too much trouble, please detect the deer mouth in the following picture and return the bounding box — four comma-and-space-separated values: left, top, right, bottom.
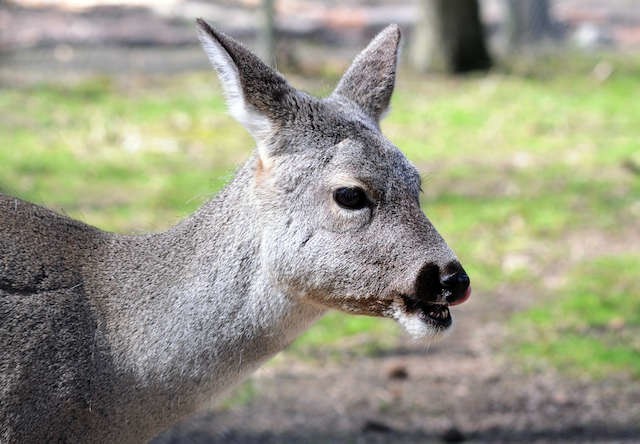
306, 293, 452, 333
399, 295, 452, 329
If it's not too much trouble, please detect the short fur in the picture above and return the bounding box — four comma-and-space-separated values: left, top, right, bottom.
0, 21, 466, 443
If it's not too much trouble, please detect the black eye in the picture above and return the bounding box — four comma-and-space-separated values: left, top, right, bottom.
333, 187, 369, 210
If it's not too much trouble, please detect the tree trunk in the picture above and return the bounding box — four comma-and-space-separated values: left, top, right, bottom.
506, 0, 554, 49
258, 0, 276, 67
410, 0, 492, 74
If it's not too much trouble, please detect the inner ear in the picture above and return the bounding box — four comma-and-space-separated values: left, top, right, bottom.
196, 19, 299, 162
331, 24, 401, 125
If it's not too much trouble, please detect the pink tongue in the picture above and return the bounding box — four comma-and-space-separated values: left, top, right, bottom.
449, 286, 471, 306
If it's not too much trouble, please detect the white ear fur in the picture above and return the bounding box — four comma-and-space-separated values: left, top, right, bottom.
197, 27, 272, 146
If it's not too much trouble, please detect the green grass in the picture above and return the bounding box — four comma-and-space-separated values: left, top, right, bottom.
0, 75, 251, 232
511, 256, 640, 379
290, 312, 401, 359
1, 54, 639, 368
216, 379, 258, 412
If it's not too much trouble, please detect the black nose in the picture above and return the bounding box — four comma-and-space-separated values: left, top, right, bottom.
441, 265, 471, 305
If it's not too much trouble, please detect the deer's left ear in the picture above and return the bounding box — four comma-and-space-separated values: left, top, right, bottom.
331, 24, 401, 125
196, 19, 298, 160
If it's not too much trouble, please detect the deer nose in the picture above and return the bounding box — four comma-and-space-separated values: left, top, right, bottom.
441, 267, 471, 306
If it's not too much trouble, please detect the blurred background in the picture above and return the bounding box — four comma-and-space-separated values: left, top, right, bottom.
1, 0, 639, 442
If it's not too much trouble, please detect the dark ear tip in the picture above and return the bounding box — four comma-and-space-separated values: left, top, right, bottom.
196, 18, 213, 34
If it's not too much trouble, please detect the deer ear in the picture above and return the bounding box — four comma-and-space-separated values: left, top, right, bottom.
331, 24, 401, 124
196, 19, 296, 160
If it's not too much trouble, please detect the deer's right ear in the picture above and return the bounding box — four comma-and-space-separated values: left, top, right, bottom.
196, 19, 295, 163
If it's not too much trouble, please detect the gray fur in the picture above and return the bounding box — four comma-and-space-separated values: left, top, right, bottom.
0, 20, 468, 443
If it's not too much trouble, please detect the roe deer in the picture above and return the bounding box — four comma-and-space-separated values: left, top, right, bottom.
0, 20, 471, 443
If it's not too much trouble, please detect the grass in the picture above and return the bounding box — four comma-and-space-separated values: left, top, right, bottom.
1, 53, 639, 372
512, 256, 640, 379
0, 75, 251, 232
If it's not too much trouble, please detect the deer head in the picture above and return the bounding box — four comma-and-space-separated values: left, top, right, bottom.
197, 20, 471, 339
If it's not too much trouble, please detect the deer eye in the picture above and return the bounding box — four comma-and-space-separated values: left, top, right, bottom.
333, 187, 369, 210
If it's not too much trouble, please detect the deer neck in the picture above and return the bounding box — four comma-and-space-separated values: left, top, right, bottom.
98, 157, 324, 418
